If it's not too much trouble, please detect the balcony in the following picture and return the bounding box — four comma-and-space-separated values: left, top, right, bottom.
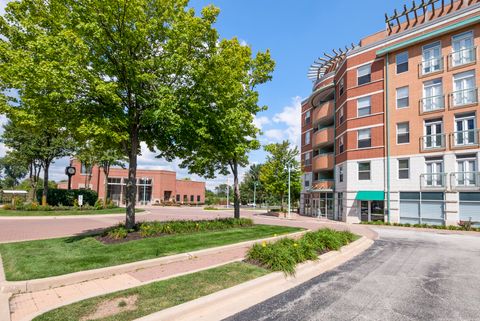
312, 100, 334, 124
450, 129, 479, 149
313, 127, 334, 147
421, 133, 446, 152
448, 47, 477, 69
420, 95, 445, 114
418, 57, 443, 77
420, 173, 447, 190
449, 88, 478, 109
313, 153, 334, 172
311, 180, 334, 191
450, 172, 480, 191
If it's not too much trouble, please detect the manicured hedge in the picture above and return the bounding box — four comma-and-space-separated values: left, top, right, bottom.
36, 188, 98, 206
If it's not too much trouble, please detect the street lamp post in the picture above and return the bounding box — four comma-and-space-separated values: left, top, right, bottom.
226, 177, 229, 209
253, 181, 258, 208
287, 163, 291, 219
142, 177, 147, 206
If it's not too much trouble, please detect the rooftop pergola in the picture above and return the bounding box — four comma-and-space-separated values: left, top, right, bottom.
307, 43, 359, 82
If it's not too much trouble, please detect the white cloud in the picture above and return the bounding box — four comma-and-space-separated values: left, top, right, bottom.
264, 129, 284, 142
239, 39, 248, 47
271, 96, 302, 148
253, 115, 270, 130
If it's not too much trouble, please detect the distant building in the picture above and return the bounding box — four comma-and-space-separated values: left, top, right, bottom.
60, 159, 205, 206
301, 1, 480, 225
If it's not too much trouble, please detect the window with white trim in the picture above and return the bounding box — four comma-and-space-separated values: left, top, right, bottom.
339, 106, 345, 124
397, 122, 410, 144
304, 152, 311, 166
339, 77, 345, 96
339, 165, 344, 183
358, 162, 371, 180
339, 135, 345, 154
396, 51, 409, 73
398, 159, 410, 179
357, 96, 371, 117
357, 64, 371, 85
357, 128, 371, 148
305, 110, 311, 125
305, 131, 311, 145
396, 86, 409, 108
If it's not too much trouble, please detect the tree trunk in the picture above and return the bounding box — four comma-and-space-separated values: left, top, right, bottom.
232, 160, 240, 219
42, 161, 50, 206
103, 163, 110, 208
126, 130, 138, 229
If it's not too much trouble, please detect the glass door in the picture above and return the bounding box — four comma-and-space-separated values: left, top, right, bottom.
426, 161, 444, 187
452, 32, 474, 66
360, 201, 369, 222
422, 42, 442, 74
457, 159, 477, 186
425, 121, 443, 149
455, 115, 476, 146
453, 71, 476, 106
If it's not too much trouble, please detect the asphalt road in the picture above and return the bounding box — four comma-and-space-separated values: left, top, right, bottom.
225, 228, 480, 321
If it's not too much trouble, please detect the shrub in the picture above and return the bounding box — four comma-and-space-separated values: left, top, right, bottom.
36, 188, 98, 206
104, 224, 131, 239
247, 228, 358, 275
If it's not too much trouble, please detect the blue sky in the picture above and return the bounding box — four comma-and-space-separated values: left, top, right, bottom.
0, 0, 408, 189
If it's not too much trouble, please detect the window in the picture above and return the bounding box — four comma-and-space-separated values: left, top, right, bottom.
339, 166, 344, 183
80, 162, 92, 175
397, 122, 410, 144
422, 41, 442, 75
357, 64, 371, 85
422, 79, 444, 112
396, 51, 409, 73
452, 31, 475, 67
305, 131, 311, 145
183, 195, 187, 202
304, 152, 311, 166
357, 96, 371, 117
190, 195, 194, 202
197, 195, 201, 202
176, 194, 180, 202
424, 118, 444, 149
425, 158, 444, 187
339, 77, 345, 96
454, 113, 476, 146
358, 162, 371, 180
304, 176, 310, 187
456, 154, 477, 186
305, 110, 311, 125
338, 135, 345, 154
452, 70, 477, 107
357, 128, 371, 148
398, 159, 410, 179
396, 86, 409, 108
339, 106, 345, 124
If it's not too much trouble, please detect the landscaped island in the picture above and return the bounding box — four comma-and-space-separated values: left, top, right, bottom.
0, 218, 302, 280
31, 228, 357, 321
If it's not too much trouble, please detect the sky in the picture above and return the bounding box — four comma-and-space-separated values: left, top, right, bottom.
0, 0, 408, 189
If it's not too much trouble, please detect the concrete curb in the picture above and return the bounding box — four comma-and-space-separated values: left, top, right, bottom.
0, 231, 307, 294
0, 210, 150, 220
0, 292, 11, 321
134, 236, 374, 321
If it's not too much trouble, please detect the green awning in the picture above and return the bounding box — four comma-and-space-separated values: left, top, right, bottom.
356, 191, 385, 201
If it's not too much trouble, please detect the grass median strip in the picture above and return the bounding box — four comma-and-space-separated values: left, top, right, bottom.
0, 208, 145, 216
32, 262, 269, 321
0, 224, 302, 281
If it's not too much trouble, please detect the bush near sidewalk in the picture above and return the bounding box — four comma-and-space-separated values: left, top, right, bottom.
247, 229, 358, 275
361, 220, 480, 232
103, 218, 254, 240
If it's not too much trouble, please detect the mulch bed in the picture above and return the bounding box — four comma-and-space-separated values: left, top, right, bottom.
95, 232, 167, 244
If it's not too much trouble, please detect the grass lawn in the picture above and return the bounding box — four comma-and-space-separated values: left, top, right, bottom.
33, 262, 268, 321
0, 208, 144, 216
0, 225, 302, 281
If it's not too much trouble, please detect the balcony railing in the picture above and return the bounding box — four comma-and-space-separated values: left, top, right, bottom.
420, 173, 447, 189
449, 47, 477, 68
450, 88, 478, 108
450, 172, 480, 190
450, 129, 479, 148
419, 57, 443, 76
421, 133, 446, 151
420, 94, 445, 113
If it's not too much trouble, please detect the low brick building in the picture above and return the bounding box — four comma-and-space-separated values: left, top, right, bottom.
61, 159, 205, 206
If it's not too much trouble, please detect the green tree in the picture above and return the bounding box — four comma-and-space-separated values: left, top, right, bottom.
0, 151, 28, 188
260, 141, 301, 212
240, 164, 266, 205
168, 38, 274, 218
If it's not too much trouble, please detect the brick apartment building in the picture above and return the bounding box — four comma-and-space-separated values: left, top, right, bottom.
301, 0, 480, 225
60, 159, 205, 206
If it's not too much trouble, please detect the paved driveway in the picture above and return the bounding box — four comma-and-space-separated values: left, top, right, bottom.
226, 228, 480, 321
